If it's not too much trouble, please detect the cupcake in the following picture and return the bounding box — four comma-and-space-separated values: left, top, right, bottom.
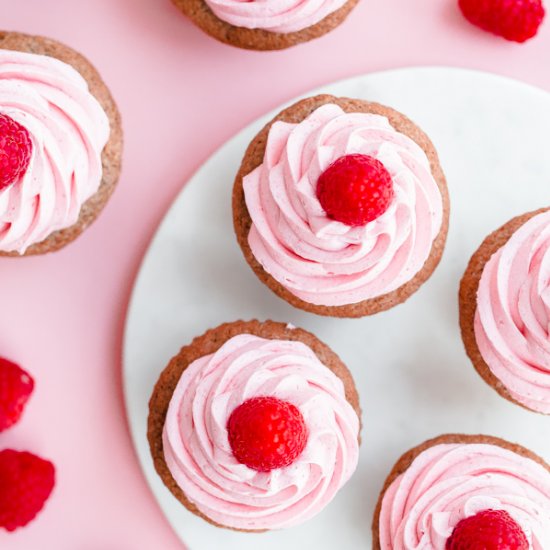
233, 95, 449, 318
373, 434, 550, 549
172, 0, 359, 50
459, 207, 550, 414
147, 320, 361, 531
0, 31, 122, 256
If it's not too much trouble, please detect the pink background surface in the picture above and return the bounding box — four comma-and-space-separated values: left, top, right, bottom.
0, 0, 549, 548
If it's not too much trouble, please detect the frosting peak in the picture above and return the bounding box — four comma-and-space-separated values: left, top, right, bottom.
474, 210, 550, 413
0, 49, 109, 254
162, 333, 360, 530
243, 104, 444, 307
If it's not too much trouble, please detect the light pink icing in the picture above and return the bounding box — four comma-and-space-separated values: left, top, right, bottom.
379, 442, 550, 549
243, 104, 443, 307
474, 210, 550, 414
0, 49, 110, 254
162, 333, 360, 530
203, 0, 348, 33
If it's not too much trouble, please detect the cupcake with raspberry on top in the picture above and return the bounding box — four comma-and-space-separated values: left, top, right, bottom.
147, 320, 361, 531
373, 434, 550, 549
233, 95, 449, 318
0, 31, 122, 256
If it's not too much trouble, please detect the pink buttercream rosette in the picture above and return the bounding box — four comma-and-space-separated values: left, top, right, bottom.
474, 210, 550, 414
0, 49, 109, 254
243, 103, 444, 307
379, 442, 550, 549
162, 334, 360, 530
203, 0, 348, 33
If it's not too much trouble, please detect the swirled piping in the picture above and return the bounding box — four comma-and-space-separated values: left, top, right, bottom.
204, 0, 348, 33
0, 49, 109, 253
243, 103, 443, 306
475, 210, 550, 413
163, 333, 360, 530
379, 442, 550, 549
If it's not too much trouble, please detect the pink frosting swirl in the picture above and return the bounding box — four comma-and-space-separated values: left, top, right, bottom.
162, 333, 360, 530
474, 210, 550, 414
0, 49, 109, 254
379, 443, 550, 549
243, 104, 443, 307
203, 0, 348, 33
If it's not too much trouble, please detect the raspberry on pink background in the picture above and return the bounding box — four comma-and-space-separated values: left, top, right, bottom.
0, 357, 34, 432
459, 0, 546, 42
0, 450, 56, 532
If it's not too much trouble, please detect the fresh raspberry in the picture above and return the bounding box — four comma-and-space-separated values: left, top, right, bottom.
0, 113, 33, 191
459, 0, 545, 43
0, 450, 55, 532
227, 396, 308, 472
316, 154, 394, 227
446, 509, 529, 550
0, 357, 34, 432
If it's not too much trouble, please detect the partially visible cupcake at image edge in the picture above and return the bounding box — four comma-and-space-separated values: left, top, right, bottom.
233, 95, 450, 318
147, 319, 361, 531
0, 31, 122, 256
459, 207, 550, 414
171, 0, 360, 50
373, 434, 550, 549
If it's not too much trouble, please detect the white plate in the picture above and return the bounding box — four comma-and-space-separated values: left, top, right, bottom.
123, 68, 550, 550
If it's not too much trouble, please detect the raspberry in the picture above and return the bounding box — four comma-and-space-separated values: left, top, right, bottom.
0, 450, 55, 532
0, 113, 33, 191
227, 396, 308, 472
446, 509, 529, 550
459, 0, 545, 43
0, 357, 34, 432
316, 154, 394, 227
